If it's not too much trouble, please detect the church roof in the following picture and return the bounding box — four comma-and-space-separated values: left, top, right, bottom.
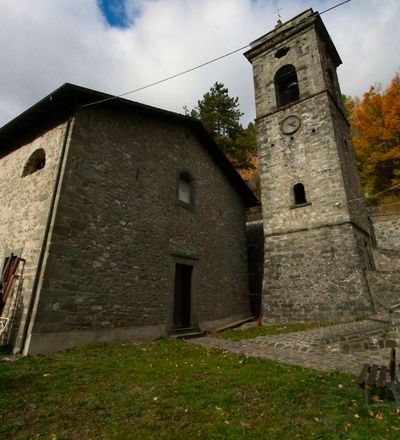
0, 83, 258, 207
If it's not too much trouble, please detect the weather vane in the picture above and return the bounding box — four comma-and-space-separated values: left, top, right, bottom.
274, 3, 283, 23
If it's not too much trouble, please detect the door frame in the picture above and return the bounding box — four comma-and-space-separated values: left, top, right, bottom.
169, 254, 198, 330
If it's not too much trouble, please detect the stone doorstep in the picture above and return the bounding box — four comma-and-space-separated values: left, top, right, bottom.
168, 327, 205, 339
169, 331, 205, 340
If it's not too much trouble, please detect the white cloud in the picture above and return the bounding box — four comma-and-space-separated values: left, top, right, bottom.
0, 0, 398, 127
322, 0, 400, 96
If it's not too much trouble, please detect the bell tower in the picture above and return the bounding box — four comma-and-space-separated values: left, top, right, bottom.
245, 10, 374, 322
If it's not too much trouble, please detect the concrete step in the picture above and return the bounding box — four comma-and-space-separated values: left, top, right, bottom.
168, 327, 205, 339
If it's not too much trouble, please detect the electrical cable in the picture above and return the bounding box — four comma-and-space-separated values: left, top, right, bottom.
81, 0, 352, 108
81, 44, 250, 108
345, 182, 400, 206
319, 0, 352, 16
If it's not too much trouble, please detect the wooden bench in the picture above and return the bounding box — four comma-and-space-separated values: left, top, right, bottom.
357, 348, 400, 408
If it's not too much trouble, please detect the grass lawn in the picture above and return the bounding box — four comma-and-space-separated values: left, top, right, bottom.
1, 339, 399, 439
215, 322, 329, 340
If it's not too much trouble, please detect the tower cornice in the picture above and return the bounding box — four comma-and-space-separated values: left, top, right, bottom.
244, 10, 341, 67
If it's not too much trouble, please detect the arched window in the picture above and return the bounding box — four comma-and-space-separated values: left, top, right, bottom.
293, 183, 307, 205
274, 64, 300, 108
178, 172, 193, 206
22, 149, 46, 177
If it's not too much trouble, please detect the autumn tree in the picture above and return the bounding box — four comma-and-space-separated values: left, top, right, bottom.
348, 72, 400, 199
185, 82, 257, 169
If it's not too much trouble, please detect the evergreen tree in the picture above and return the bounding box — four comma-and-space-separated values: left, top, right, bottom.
185, 82, 257, 169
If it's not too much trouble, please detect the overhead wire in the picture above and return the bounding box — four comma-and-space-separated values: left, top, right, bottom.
81, 0, 352, 108
343, 182, 400, 206
81, 44, 250, 108
365, 182, 400, 200
79, 0, 397, 214
319, 0, 352, 15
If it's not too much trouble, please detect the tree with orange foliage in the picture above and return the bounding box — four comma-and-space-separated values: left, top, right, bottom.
349, 72, 400, 199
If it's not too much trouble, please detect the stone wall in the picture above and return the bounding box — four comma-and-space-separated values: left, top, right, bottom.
371, 214, 400, 251
329, 98, 370, 234
0, 123, 67, 349
246, 220, 264, 317
255, 92, 374, 321
27, 107, 250, 353
361, 214, 400, 312
263, 223, 373, 323
366, 270, 400, 310
372, 248, 400, 272
256, 94, 360, 235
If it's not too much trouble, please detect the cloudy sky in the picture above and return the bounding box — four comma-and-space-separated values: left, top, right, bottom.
0, 0, 399, 127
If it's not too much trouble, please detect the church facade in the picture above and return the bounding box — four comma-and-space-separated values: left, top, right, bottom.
0, 85, 256, 354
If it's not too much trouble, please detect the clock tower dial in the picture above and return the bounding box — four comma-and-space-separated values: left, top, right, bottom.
281, 115, 301, 134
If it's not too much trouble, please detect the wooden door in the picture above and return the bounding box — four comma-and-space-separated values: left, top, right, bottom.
173, 264, 193, 328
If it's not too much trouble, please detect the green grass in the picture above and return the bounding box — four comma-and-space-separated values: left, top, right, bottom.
0, 345, 12, 355
216, 322, 329, 340
1, 339, 399, 439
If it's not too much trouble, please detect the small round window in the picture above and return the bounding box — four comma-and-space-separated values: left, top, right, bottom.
22, 149, 46, 177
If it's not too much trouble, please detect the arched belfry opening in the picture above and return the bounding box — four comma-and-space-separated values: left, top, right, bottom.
274, 64, 300, 108
293, 183, 307, 205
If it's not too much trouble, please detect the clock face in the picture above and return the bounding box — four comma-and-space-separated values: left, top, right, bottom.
281, 115, 301, 135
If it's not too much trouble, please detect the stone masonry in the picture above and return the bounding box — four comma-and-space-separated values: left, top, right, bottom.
0, 123, 69, 351
244, 10, 374, 322
0, 86, 256, 354
366, 213, 400, 311
372, 214, 400, 251
2, 11, 400, 356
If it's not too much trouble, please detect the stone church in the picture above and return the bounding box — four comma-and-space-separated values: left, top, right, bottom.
1, 9, 399, 354
0, 84, 257, 354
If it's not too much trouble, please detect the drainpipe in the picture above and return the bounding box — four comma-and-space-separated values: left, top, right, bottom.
15, 117, 74, 354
